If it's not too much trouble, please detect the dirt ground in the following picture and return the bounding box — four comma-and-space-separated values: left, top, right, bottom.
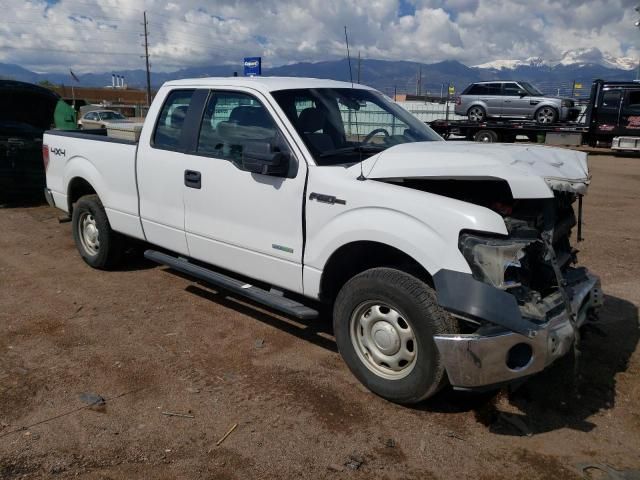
1, 153, 639, 479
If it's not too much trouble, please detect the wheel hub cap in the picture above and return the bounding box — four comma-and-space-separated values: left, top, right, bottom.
372, 323, 400, 355
79, 213, 100, 256
350, 302, 418, 380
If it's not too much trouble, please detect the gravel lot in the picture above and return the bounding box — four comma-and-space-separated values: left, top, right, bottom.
1, 153, 639, 479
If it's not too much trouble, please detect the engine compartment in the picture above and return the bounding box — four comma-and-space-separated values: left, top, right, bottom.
385, 178, 585, 326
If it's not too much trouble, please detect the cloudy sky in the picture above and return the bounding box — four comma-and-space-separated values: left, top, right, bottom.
0, 0, 637, 73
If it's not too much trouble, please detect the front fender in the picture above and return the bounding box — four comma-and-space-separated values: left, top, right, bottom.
305, 206, 473, 279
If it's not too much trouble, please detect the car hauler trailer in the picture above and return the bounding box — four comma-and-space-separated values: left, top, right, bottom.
429, 79, 640, 152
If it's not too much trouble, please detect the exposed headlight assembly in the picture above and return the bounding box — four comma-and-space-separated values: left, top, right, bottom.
459, 234, 537, 290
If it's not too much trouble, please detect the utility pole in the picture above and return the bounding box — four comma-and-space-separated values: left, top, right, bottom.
142, 11, 152, 107
636, 4, 640, 80
357, 51, 361, 84
418, 66, 422, 97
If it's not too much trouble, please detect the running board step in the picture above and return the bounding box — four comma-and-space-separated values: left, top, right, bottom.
144, 249, 319, 320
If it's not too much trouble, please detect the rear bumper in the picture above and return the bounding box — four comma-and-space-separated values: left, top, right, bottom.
612, 136, 640, 151
433, 270, 603, 389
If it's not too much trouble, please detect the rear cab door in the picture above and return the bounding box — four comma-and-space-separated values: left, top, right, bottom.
136, 87, 197, 255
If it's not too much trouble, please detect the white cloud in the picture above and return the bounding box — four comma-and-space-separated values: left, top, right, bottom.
0, 0, 637, 72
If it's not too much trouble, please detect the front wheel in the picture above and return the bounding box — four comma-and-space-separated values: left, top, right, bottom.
72, 194, 124, 269
333, 268, 458, 404
535, 106, 558, 124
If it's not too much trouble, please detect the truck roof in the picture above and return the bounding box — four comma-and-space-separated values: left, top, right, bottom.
163, 76, 376, 93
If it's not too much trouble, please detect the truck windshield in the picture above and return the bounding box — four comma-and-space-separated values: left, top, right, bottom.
271, 88, 442, 165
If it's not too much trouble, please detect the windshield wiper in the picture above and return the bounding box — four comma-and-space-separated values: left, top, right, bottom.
318, 144, 387, 158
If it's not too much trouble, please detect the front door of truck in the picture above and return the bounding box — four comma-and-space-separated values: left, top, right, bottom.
182, 89, 307, 293
596, 88, 623, 137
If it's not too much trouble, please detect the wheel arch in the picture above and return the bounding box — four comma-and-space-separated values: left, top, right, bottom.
67, 176, 98, 214
467, 103, 487, 115
534, 104, 559, 120
318, 240, 434, 304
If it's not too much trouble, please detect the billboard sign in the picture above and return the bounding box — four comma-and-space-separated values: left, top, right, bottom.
243, 57, 262, 76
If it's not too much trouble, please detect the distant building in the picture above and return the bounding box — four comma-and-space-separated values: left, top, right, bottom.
46, 85, 152, 117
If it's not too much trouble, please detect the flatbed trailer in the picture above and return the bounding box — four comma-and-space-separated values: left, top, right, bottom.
429, 79, 640, 152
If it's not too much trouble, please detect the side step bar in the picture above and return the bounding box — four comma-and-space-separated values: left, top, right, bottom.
144, 249, 319, 320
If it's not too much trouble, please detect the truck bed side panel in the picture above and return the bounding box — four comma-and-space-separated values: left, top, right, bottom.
44, 132, 144, 240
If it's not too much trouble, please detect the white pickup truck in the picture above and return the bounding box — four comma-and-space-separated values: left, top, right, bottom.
43, 76, 602, 404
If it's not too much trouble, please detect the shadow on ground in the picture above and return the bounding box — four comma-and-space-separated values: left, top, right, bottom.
159, 261, 638, 435
472, 294, 638, 435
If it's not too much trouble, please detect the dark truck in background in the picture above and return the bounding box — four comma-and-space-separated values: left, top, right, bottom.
431, 79, 640, 152
0, 80, 76, 203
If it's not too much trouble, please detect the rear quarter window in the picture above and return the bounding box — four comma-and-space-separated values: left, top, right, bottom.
153, 90, 195, 150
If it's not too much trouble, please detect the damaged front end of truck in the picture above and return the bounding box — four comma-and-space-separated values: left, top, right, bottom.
433, 186, 602, 389
366, 142, 603, 389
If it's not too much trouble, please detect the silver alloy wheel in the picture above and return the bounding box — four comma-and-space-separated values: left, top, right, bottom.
468, 106, 485, 122
78, 212, 100, 256
350, 301, 418, 380
536, 107, 556, 124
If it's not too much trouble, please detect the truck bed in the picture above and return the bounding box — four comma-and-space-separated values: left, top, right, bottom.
44, 128, 144, 239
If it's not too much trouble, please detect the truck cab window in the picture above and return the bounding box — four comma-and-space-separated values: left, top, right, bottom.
197, 91, 287, 165
625, 90, 640, 113
601, 90, 621, 109
153, 90, 195, 150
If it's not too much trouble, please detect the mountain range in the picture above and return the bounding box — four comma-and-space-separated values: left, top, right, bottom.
0, 52, 636, 97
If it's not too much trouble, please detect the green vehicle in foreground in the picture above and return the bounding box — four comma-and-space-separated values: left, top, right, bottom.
0, 80, 76, 202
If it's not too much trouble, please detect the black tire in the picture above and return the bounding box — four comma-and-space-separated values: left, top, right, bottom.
467, 105, 486, 122
534, 106, 558, 125
473, 129, 499, 143
71, 194, 124, 269
333, 268, 458, 404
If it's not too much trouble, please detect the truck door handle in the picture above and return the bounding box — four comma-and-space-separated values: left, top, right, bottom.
184, 170, 201, 189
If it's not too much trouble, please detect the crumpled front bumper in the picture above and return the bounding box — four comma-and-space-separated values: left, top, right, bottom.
433, 270, 603, 389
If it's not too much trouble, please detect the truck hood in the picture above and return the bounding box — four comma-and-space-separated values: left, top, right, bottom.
360, 142, 590, 198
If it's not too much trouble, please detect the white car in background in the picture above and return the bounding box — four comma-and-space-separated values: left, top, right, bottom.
78, 109, 128, 129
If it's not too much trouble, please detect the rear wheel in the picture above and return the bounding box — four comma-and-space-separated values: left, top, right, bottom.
474, 129, 499, 143
535, 106, 558, 125
467, 105, 486, 122
333, 268, 458, 404
72, 194, 124, 269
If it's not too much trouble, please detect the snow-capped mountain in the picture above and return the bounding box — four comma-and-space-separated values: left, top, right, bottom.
475, 48, 636, 71
475, 57, 546, 70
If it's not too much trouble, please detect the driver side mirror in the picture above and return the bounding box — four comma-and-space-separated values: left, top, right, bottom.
242, 142, 290, 177
518, 91, 527, 97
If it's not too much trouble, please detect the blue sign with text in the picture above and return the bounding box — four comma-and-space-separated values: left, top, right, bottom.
243, 57, 262, 76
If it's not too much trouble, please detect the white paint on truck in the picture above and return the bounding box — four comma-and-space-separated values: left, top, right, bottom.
43, 76, 601, 402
